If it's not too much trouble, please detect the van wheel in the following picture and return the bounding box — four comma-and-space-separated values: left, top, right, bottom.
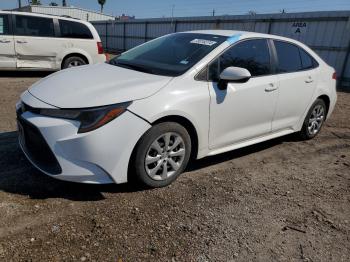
298, 99, 326, 140
132, 122, 191, 188
62, 56, 86, 69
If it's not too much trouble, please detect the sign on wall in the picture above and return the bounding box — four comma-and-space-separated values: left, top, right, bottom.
292, 22, 307, 35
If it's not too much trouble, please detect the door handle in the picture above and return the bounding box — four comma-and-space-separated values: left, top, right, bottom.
305, 76, 314, 83
0, 40, 11, 43
16, 40, 28, 44
265, 83, 278, 92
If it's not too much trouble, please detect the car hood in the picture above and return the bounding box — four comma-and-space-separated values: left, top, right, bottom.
28, 63, 173, 108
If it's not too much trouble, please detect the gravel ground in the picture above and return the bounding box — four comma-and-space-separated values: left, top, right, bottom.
0, 72, 349, 262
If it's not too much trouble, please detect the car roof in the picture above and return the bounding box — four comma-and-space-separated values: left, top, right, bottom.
186, 29, 302, 44
0, 10, 91, 25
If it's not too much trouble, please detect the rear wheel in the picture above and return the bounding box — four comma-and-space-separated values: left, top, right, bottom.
299, 99, 326, 140
132, 122, 191, 188
62, 56, 87, 69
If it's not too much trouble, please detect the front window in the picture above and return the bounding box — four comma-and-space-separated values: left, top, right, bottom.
109, 33, 227, 77
209, 39, 272, 81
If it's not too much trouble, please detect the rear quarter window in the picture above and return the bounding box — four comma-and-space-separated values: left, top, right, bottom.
299, 48, 318, 70
59, 20, 93, 39
0, 15, 10, 35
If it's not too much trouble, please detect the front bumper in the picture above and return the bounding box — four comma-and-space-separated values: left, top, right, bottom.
17, 98, 151, 184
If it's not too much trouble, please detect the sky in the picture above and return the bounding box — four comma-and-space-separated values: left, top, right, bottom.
1, 0, 350, 18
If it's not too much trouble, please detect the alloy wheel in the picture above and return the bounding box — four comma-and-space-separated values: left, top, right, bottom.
144, 132, 186, 181
308, 104, 325, 135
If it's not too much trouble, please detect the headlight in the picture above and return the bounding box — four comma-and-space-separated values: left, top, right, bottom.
39, 102, 131, 133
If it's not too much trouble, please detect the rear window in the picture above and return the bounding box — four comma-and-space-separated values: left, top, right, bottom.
274, 40, 302, 73
15, 15, 55, 37
59, 20, 93, 39
0, 15, 10, 35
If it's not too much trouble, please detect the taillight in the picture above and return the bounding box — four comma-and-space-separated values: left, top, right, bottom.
97, 42, 104, 54
332, 72, 337, 80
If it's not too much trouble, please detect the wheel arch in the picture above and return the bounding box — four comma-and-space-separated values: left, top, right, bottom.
61, 53, 89, 69
127, 114, 200, 184
151, 115, 199, 160
317, 94, 330, 118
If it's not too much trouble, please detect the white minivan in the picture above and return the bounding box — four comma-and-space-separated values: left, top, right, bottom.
0, 11, 106, 70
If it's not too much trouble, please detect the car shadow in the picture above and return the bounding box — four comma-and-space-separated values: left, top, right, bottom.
0, 71, 53, 78
0, 130, 298, 201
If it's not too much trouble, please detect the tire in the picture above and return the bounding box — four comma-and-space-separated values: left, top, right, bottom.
62, 56, 87, 69
131, 122, 192, 188
298, 99, 327, 140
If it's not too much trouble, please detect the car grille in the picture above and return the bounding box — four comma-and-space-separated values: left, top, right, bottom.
17, 112, 62, 175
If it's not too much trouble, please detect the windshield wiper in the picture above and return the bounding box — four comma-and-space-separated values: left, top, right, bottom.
112, 61, 153, 74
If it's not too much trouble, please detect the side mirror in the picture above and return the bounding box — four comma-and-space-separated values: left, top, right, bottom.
218, 67, 251, 90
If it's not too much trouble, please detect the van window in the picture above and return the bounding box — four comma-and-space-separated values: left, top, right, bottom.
209, 39, 272, 81
274, 40, 303, 73
15, 15, 55, 37
0, 15, 10, 35
59, 20, 93, 39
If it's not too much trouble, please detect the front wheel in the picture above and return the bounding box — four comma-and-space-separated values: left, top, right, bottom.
299, 99, 326, 140
131, 122, 191, 188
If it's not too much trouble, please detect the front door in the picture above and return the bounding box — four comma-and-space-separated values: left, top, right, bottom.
14, 14, 58, 69
208, 39, 278, 150
0, 14, 15, 69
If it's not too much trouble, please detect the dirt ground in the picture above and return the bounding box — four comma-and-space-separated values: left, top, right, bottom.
0, 72, 349, 262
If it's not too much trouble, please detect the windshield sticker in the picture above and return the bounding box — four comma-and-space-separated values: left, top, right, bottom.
190, 39, 217, 46
180, 60, 189, 65
227, 34, 242, 44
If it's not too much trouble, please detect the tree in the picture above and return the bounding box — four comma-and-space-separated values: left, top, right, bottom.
30, 0, 42, 5
98, 0, 106, 13
49, 2, 58, 6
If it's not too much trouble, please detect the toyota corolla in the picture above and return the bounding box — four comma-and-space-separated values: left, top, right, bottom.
16, 30, 337, 188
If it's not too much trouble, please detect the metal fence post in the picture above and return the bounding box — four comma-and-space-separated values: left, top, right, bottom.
267, 19, 273, 34
340, 39, 350, 88
215, 19, 221, 29
174, 20, 178, 32
144, 22, 148, 43
123, 22, 126, 51
105, 21, 108, 51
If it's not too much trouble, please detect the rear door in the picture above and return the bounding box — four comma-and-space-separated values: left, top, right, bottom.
271, 40, 318, 131
0, 13, 16, 68
14, 14, 59, 69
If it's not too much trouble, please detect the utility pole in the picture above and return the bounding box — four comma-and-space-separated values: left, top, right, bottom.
212, 9, 215, 16
171, 4, 175, 19
171, 4, 175, 27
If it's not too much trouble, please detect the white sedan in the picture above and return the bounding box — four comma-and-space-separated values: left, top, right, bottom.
16, 30, 337, 188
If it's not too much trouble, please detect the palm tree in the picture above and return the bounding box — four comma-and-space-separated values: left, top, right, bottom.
98, 0, 106, 13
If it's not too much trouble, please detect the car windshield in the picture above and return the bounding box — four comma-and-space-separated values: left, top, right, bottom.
109, 33, 227, 77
